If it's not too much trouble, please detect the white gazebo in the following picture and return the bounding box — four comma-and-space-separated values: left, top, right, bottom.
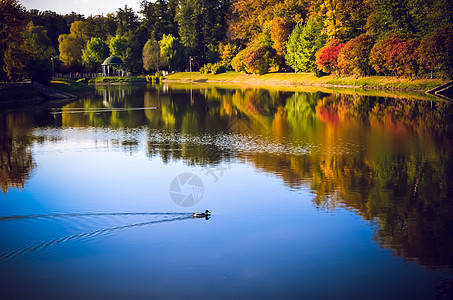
101, 56, 125, 76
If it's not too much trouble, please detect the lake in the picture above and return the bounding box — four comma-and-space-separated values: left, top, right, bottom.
1, 83, 452, 299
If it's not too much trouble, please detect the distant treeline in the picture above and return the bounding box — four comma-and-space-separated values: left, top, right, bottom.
0, 0, 452, 83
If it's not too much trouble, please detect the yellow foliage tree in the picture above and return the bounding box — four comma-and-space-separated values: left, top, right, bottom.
58, 21, 88, 66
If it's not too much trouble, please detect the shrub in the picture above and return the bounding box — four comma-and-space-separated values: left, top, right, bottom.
417, 25, 453, 79
370, 35, 420, 77
232, 49, 248, 73
200, 63, 213, 74
211, 63, 226, 74
338, 34, 374, 76
315, 39, 345, 75
245, 46, 274, 75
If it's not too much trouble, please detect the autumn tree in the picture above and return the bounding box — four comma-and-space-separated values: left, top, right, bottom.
315, 39, 344, 75
417, 25, 453, 78
58, 20, 88, 67
219, 43, 239, 70
337, 34, 374, 76
370, 35, 420, 77
245, 46, 275, 75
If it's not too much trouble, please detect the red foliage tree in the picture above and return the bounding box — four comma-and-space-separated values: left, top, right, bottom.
418, 25, 453, 79
370, 35, 419, 77
337, 34, 374, 76
315, 39, 345, 75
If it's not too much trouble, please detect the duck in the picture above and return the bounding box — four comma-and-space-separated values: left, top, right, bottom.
193, 210, 211, 218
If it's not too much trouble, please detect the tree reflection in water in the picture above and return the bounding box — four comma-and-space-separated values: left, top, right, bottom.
0, 112, 36, 194
3, 83, 453, 270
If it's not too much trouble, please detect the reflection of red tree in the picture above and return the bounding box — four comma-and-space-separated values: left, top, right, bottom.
316, 104, 340, 125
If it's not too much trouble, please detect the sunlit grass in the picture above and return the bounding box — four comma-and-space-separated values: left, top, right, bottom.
165, 72, 449, 92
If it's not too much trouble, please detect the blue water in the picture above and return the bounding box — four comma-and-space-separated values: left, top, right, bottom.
0, 84, 452, 299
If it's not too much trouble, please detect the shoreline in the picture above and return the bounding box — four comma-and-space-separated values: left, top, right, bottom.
0, 79, 93, 108
164, 72, 452, 95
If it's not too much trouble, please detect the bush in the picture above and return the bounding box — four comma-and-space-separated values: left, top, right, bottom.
245, 46, 274, 75
315, 39, 345, 75
417, 25, 453, 78
370, 35, 420, 77
231, 49, 248, 73
200, 63, 213, 74
211, 63, 226, 74
146, 75, 162, 83
338, 34, 374, 76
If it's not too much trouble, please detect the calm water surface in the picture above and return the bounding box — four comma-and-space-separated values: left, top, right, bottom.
1, 83, 452, 299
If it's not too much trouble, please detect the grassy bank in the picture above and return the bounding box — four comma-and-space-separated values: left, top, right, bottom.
0, 78, 92, 105
89, 76, 147, 84
165, 72, 449, 92
49, 78, 93, 97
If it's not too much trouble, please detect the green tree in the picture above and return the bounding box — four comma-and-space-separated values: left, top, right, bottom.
159, 34, 183, 71
58, 20, 88, 67
0, 0, 28, 81
109, 35, 129, 61
82, 37, 109, 72
24, 22, 56, 83
27, 9, 69, 51
115, 5, 139, 36
176, 0, 203, 55
285, 16, 325, 72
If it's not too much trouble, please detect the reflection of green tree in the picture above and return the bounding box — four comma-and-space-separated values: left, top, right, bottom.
60, 83, 453, 269
0, 112, 36, 194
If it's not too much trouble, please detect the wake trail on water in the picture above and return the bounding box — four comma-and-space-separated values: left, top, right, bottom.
0, 212, 194, 261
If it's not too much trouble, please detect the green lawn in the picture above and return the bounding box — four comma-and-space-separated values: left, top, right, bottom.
165, 72, 449, 92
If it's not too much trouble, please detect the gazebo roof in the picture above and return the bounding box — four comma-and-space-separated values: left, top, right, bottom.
102, 56, 124, 65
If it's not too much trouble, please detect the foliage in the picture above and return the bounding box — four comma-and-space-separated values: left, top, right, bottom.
370, 35, 420, 77
271, 17, 291, 56
337, 34, 374, 76
109, 35, 129, 61
315, 39, 345, 75
24, 22, 56, 83
143, 39, 168, 71
211, 62, 226, 74
200, 63, 212, 74
159, 34, 182, 71
175, 0, 228, 61
115, 5, 139, 36
285, 16, 325, 72
82, 37, 109, 72
231, 49, 249, 73
218, 43, 239, 71
58, 21, 88, 67
245, 46, 275, 75
0, 0, 28, 81
417, 25, 453, 79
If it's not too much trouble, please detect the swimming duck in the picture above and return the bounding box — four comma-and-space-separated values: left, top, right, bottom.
193, 210, 211, 218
